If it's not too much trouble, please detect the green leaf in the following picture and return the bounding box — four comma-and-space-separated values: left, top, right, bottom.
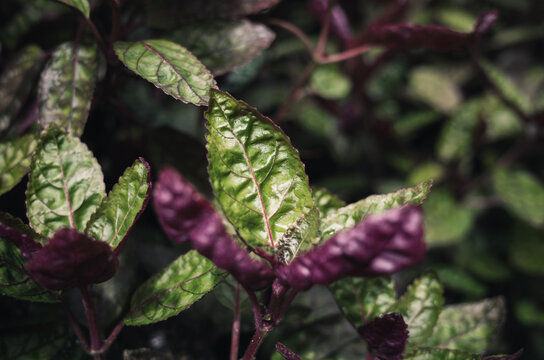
125, 250, 226, 326
85, 159, 150, 251
0, 45, 43, 133
405, 348, 479, 360
114, 40, 217, 106
0, 212, 47, 245
310, 65, 352, 100
38, 41, 98, 137
408, 66, 462, 113
423, 189, 475, 246
493, 168, 544, 227
390, 272, 444, 351
435, 266, 486, 297
0, 134, 38, 196
0, 324, 67, 359
437, 99, 482, 162
170, 19, 275, 75
56, 0, 90, 18
479, 60, 531, 113
0, 239, 57, 302
509, 224, 544, 276
277, 207, 319, 263
312, 187, 345, 218
26, 127, 105, 238
205, 89, 314, 249
330, 276, 396, 328
320, 180, 432, 240
425, 297, 505, 353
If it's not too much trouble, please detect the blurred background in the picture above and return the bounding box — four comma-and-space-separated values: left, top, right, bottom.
1, 0, 543, 358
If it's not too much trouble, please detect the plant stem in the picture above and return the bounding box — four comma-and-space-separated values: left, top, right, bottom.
82, 16, 109, 59
61, 300, 90, 353
107, 0, 120, 61
80, 286, 103, 360
319, 45, 372, 63
242, 326, 271, 360
274, 62, 316, 122
230, 283, 242, 360
99, 319, 125, 354
315, 0, 337, 58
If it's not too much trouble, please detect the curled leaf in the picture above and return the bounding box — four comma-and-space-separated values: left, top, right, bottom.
26, 228, 118, 290
153, 167, 274, 290
276, 205, 425, 290
359, 313, 408, 360
363, 10, 498, 52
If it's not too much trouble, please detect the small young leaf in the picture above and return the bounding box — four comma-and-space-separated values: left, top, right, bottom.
493, 168, 544, 227
425, 297, 505, 353
26, 127, 105, 238
277, 206, 425, 290
0, 45, 43, 132
330, 276, 396, 328
170, 19, 275, 75
390, 272, 444, 352
26, 228, 118, 290
320, 180, 432, 240
276, 207, 319, 263
56, 0, 90, 18
479, 61, 531, 113
38, 41, 98, 137
85, 158, 151, 253
0, 239, 57, 302
114, 40, 216, 106
206, 89, 314, 249
312, 187, 345, 218
0, 134, 38, 196
310, 65, 352, 100
125, 250, 226, 326
404, 348, 479, 360
408, 66, 462, 113
359, 313, 408, 360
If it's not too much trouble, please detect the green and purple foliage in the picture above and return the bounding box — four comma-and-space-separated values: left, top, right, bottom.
0, 0, 539, 358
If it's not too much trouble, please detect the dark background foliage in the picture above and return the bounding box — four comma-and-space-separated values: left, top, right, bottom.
1, 0, 543, 358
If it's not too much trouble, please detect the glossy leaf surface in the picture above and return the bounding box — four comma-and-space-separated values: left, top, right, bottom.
320, 180, 431, 240
125, 250, 225, 326
0, 134, 37, 196
26, 127, 105, 238
171, 19, 275, 75
206, 89, 314, 249
0, 45, 43, 132
391, 273, 444, 351
114, 40, 216, 106
0, 239, 56, 302
26, 228, 118, 290
56, 0, 90, 17
276, 207, 319, 263
405, 348, 479, 360
425, 297, 505, 353
330, 276, 396, 327
38, 41, 98, 137
312, 187, 345, 218
493, 168, 544, 227
85, 158, 151, 252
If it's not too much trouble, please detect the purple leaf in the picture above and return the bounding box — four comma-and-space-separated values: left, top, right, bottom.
359, 313, 408, 360
0, 213, 43, 259
153, 167, 274, 290
276, 205, 425, 290
362, 10, 498, 52
308, 0, 353, 47
26, 228, 118, 290
485, 349, 524, 360
275, 342, 302, 360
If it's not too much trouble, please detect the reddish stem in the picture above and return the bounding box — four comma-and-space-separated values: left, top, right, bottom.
80, 286, 103, 360
315, 0, 337, 58
230, 283, 242, 360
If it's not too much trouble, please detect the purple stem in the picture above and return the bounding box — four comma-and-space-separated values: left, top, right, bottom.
230, 283, 242, 360
80, 286, 103, 360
